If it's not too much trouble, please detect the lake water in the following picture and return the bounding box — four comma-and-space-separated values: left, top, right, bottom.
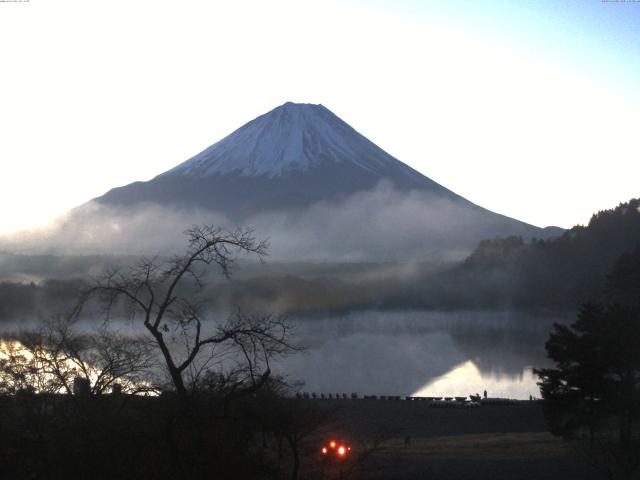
275, 310, 569, 399
0, 309, 570, 400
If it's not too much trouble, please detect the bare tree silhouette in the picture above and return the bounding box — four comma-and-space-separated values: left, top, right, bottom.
0, 315, 155, 396
84, 225, 297, 399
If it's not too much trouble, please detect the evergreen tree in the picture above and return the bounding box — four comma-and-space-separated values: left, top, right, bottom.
536, 250, 640, 478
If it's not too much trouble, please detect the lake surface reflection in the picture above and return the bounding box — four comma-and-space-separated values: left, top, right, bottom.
276, 310, 570, 399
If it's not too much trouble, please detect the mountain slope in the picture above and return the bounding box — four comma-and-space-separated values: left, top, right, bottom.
97, 102, 472, 216
96, 102, 472, 219
70, 101, 561, 259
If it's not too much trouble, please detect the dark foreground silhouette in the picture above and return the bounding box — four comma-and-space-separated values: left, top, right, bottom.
0, 392, 605, 480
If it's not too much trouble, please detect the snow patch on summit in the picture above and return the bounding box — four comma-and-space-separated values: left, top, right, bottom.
167, 102, 400, 179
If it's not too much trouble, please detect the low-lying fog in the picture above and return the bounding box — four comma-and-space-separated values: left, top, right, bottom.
0, 183, 546, 262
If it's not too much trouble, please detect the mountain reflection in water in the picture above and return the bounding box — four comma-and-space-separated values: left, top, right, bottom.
276, 310, 567, 399
412, 361, 539, 399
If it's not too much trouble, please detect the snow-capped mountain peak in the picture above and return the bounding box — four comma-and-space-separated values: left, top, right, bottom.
168, 102, 397, 178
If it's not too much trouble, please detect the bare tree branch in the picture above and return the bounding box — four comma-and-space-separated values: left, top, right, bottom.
80, 225, 293, 401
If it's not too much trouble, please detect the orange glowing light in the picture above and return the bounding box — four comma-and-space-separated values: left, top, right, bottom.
330, 441, 336, 448
338, 446, 346, 456
322, 447, 327, 454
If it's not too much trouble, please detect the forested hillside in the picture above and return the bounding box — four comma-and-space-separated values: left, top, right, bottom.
438, 198, 640, 309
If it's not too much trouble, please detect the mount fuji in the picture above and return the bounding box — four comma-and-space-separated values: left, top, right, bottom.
97, 102, 469, 215
84, 102, 559, 259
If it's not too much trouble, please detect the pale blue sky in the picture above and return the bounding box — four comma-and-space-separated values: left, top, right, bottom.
0, 0, 638, 233
383, 0, 640, 95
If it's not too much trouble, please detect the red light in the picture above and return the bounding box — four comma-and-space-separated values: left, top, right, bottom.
338, 446, 346, 456
330, 441, 336, 448
321, 447, 327, 454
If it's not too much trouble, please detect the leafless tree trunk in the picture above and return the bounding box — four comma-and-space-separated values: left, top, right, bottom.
83, 225, 296, 400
